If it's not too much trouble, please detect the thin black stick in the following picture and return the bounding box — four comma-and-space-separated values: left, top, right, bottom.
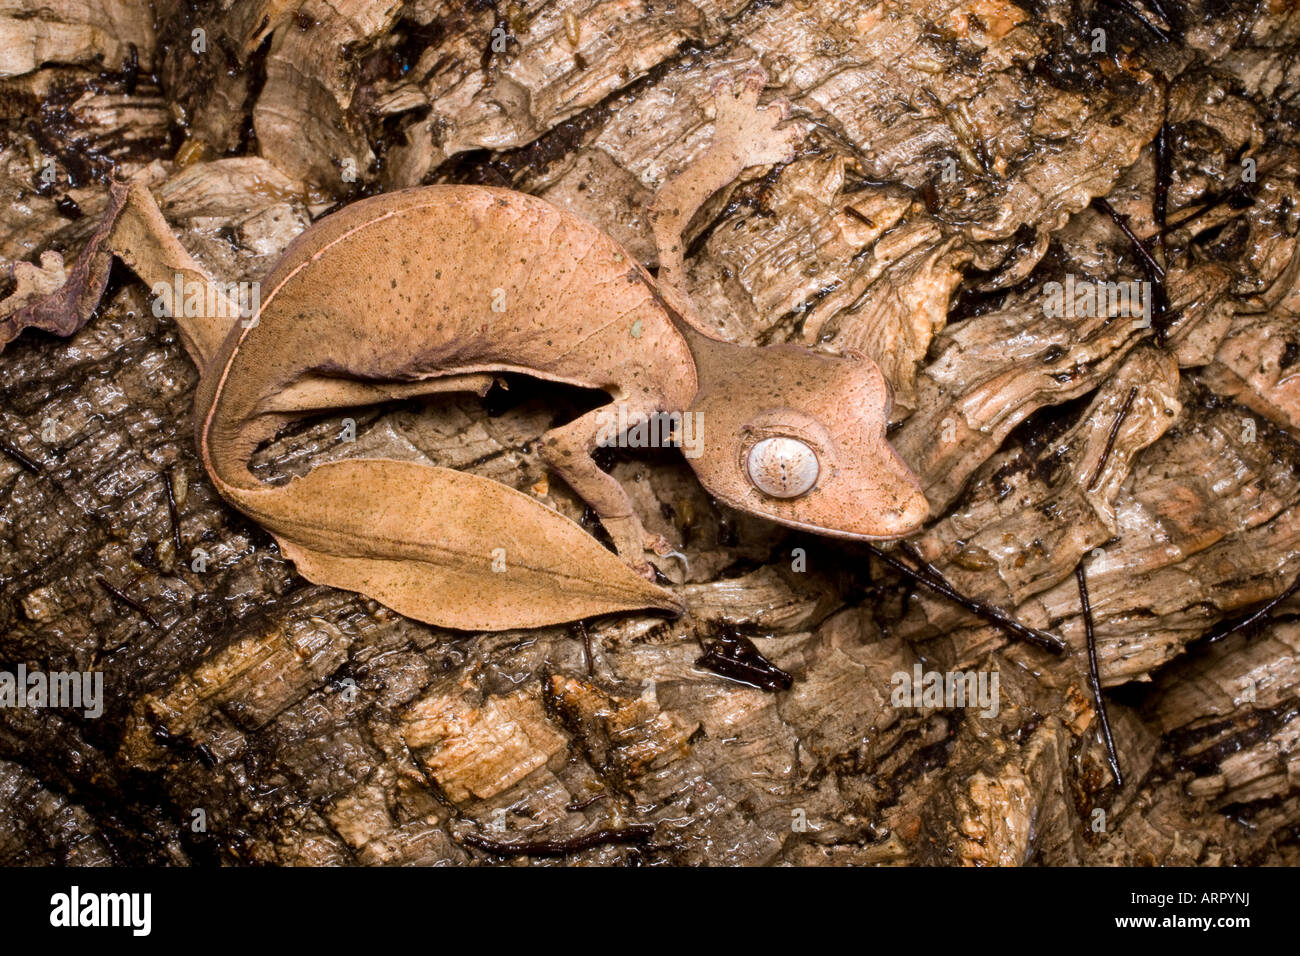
565, 793, 607, 812
1199, 573, 1300, 645
1076, 563, 1123, 787
843, 206, 875, 228
1159, 183, 1254, 236
867, 544, 1068, 653
6, 439, 179, 623
461, 823, 656, 858
1099, 0, 1173, 43
0, 437, 41, 474
897, 541, 946, 583
7, 440, 178, 627
1092, 198, 1165, 281
1087, 386, 1139, 492
1154, 121, 1171, 260
1146, 0, 1174, 25
162, 470, 183, 562
1092, 197, 1170, 345
95, 575, 160, 628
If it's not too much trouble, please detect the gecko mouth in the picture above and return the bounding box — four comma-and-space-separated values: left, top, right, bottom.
760, 510, 925, 541
704, 485, 928, 541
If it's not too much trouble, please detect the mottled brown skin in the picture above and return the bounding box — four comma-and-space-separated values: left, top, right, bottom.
3, 69, 927, 630
195, 185, 699, 564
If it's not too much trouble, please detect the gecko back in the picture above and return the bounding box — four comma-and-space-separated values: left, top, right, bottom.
197, 185, 694, 433
194, 185, 691, 629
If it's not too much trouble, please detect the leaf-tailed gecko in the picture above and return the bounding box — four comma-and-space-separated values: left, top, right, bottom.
1, 69, 928, 630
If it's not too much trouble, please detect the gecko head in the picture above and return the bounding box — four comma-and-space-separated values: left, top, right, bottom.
684, 344, 929, 539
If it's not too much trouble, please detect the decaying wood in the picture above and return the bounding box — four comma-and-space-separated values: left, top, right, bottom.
1, 0, 1299, 866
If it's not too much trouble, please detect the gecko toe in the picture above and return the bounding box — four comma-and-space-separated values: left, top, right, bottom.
767, 96, 793, 120
738, 67, 768, 102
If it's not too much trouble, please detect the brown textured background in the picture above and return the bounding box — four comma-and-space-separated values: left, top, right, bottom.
0, 0, 1298, 864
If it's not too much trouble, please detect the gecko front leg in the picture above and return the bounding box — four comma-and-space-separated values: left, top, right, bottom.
539, 402, 673, 579
544, 67, 810, 577
648, 67, 809, 329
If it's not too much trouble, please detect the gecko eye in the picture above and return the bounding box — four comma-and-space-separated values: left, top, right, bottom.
746, 437, 819, 498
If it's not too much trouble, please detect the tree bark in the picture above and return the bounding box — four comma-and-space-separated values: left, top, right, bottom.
1, 0, 1298, 865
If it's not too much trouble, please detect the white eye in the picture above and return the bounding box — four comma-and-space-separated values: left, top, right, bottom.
746, 437, 819, 498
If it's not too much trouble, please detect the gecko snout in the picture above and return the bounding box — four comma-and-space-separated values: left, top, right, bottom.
869, 482, 930, 536
825, 436, 930, 539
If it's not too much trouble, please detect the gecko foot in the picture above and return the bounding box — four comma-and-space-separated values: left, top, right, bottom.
642, 533, 688, 581
645, 531, 675, 556
599, 514, 663, 580
709, 67, 808, 168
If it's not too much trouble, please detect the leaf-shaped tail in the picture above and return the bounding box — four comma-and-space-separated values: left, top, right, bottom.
215, 458, 683, 630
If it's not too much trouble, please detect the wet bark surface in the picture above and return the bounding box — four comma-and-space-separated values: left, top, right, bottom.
1, 0, 1299, 865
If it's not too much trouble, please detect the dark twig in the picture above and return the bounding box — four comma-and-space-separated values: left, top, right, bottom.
843, 206, 875, 228
1087, 386, 1139, 492
1146, 0, 1174, 25
565, 793, 607, 812
95, 575, 160, 628
1198, 573, 1300, 646
162, 469, 183, 562
1092, 198, 1164, 281
1076, 563, 1123, 787
867, 544, 1068, 653
1154, 122, 1171, 259
1092, 197, 1170, 345
460, 823, 656, 858
1160, 183, 1255, 237
0, 437, 41, 474
1099, 0, 1174, 43
897, 541, 946, 582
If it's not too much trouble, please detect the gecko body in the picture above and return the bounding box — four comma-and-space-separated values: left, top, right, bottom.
5, 70, 928, 629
